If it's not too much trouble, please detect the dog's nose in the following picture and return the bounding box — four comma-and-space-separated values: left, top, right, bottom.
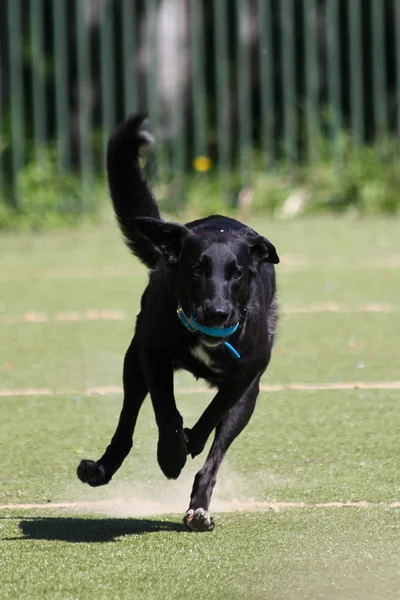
204, 302, 231, 326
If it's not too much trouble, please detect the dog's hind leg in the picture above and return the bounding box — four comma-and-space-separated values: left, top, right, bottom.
184, 376, 260, 532
77, 337, 147, 487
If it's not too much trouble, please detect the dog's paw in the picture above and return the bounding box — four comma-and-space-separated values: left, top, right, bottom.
157, 429, 188, 480
183, 427, 205, 458
77, 460, 108, 487
183, 508, 215, 532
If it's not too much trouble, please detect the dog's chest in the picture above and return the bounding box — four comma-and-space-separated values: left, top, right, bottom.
189, 343, 225, 374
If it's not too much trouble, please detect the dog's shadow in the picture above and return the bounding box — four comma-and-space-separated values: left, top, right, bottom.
12, 516, 185, 543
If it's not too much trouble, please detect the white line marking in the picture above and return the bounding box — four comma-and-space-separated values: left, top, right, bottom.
85, 381, 400, 395
0, 388, 53, 397
284, 303, 396, 314
0, 309, 127, 324
2, 381, 400, 398
0, 267, 140, 282
0, 499, 398, 512
260, 381, 400, 391
0, 304, 397, 325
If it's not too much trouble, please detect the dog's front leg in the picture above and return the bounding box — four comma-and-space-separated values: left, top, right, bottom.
185, 371, 264, 459
77, 337, 147, 487
140, 347, 188, 479
184, 375, 261, 531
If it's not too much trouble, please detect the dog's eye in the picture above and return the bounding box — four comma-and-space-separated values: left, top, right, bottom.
232, 270, 242, 280
192, 264, 203, 276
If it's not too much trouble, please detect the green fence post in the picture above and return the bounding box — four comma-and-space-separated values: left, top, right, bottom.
100, 0, 116, 171
349, 0, 364, 147
30, 0, 47, 163
258, 0, 275, 169
371, 0, 388, 138
326, 0, 341, 161
122, 0, 139, 117
396, 0, 400, 138
280, 0, 297, 166
52, 0, 71, 176
145, 0, 163, 181
236, 0, 252, 187
214, 0, 230, 199
169, 0, 186, 196
190, 0, 207, 161
0, 28, 3, 194
76, 0, 93, 207
7, 0, 24, 207
304, 0, 320, 163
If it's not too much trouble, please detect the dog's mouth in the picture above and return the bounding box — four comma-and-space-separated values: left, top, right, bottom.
191, 309, 238, 330
192, 317, 240, 347
180, 302, 240, 340
193, 315, 239, 331
195, 317, 236, 328
177, 302, 241, 356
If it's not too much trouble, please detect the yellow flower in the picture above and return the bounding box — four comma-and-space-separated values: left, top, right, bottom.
193, 155, 212, 172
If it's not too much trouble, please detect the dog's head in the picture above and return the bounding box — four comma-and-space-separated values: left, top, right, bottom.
134, 217, 279, 334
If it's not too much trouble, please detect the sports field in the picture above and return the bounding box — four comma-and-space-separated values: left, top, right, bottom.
1, 216, 399, 599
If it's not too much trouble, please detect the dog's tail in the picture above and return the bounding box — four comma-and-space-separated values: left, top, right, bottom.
107, 114, 161, 267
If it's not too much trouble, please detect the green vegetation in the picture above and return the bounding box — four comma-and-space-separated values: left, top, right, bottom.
2, 135, 400, 230
0, 146, 105, 231
180, 137, 400, 219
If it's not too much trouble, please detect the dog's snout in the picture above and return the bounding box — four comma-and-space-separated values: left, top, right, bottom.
204, 300, 231, 326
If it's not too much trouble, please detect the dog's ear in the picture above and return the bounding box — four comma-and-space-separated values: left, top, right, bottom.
244, 230, 280, 268
133, 217, 189, 267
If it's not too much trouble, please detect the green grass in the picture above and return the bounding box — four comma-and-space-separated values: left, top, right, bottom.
1, 389, 399, 506
1, 215, 399, 599
2, 312, 400, 389
1, 509, 399, 600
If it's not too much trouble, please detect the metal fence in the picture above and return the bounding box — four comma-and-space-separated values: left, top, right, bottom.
1, 0, 400, 209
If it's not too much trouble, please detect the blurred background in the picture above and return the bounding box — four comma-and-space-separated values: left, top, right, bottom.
1, 0, 400, 229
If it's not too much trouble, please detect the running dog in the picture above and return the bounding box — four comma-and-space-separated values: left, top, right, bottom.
77, 115, 280, 531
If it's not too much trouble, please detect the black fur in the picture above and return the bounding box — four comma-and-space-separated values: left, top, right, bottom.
77, 115, 280, 532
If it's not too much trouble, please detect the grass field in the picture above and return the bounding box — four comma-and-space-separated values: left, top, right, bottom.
1, 215, 399, 599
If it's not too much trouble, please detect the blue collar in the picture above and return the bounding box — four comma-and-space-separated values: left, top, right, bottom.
176, 303, 241, 359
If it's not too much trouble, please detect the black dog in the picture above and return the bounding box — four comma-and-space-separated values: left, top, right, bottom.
77, 115, 280, 531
